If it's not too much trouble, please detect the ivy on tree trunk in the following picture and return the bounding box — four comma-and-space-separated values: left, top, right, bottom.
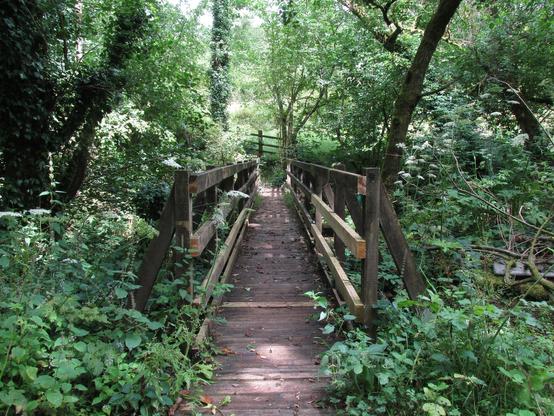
210, 0, 231, 130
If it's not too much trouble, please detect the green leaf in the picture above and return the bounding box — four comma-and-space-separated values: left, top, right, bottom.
74, 341, 87, 353
125, 332, 142, 350
322, 324, 334, 334
343, 314, 356, 321
24, 366, 38, 381
115, 287, 127, 299
45, 390, 63, 408
0, 256, 9, 268
34, 375, 56, 389
422, 403, 446, 416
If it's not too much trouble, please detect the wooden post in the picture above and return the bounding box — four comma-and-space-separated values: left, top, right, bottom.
174, 171, 194, 298
301, 169, 312, 213
205, 184, 217, 255
362, 167, 380, 334
333, 163, 346, 263
258, 130, 263, 157
314, 176, 323, 232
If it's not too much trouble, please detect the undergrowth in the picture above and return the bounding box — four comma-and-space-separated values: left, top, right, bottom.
0, 211, 218, 415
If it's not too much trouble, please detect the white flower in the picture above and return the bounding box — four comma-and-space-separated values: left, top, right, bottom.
480, 93, 491, 99
162, 157, 182, 169
511, 133, 528, 146
401, 172, 412, 179
227, 190, 249, 199
490, 112, 502, 117
506, 100, 520, 105
405, 156, 417, 165
27, 208, 51, 216
62, 258, 80, 265
428, 173, 437, 179
420, 141, 432, 149
429, 164, 438, 169
0, 212, 22, 218
417, 175, 425, 180
396, 143, 407, 150
394, 180, 403, 185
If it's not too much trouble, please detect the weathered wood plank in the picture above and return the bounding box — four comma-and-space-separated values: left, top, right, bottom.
362, 168, 380, 328
130, 187, 175, 311
333, 163, 346, 263
311, 194, 366, 259
289, 159, 363, 192
195, 206, 253, 306
190, 171, 257, 257
285, 183, 364, 321
379, 184, 426, 299
188, 160, 256, 193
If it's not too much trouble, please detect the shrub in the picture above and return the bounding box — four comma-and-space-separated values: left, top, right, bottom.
321, 287, 554, 416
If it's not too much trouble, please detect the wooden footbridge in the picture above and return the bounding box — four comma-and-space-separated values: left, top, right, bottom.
130, 159, 425, 414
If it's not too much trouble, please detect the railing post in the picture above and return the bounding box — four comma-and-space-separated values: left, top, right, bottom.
362, 167, 380, 335
174, 170, 194, 299
333, 163, 346, 263
258, 130, 263, 157
314, 176, 323, 232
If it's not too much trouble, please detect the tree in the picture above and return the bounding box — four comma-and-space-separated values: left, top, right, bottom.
0, 0, 151, 209
381, 0, 463, 185
210, 0, 231, 129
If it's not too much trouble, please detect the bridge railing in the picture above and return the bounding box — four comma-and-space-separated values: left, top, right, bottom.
285, 159, 425, 328
130, 160, 259, 312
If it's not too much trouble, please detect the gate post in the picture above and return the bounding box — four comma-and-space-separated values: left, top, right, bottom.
257, 130, 263, 157
361, 167, 380, 335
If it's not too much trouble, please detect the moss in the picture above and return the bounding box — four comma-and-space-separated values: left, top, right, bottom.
517, 283, 550, 301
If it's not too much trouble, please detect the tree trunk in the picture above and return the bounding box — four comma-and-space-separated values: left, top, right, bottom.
510, 98, 543, 157
382, 0, 463, 186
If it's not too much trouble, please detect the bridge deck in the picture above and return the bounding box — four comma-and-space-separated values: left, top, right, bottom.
201, 187, 333, 415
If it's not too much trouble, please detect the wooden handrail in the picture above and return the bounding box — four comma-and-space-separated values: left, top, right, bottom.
188, 160, 257, 193
131, 160, 259, 312
285, 159, 425, 329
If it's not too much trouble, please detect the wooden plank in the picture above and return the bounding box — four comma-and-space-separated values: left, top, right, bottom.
287, 171, 312, 200
190, 170, 257, 257
362, 168, 380, 329
130, 187, 176, 311
196, 206, 253, 306
311, 194, 366, 259
333, 163, 346, 263
257, 130, 263, 157
309, 218, 364, 321
210, 200, 253, 308
322, 183, 334, 210
285, 184, 363, 321
189, 161, 256, 193
221, 301, 314, 308
247, 141, 282, 149
344, 192, 363, 233
289, 159, 363, 192
379, 184, 426, 299
174, 171, 194, 297
249, 133, 282, 140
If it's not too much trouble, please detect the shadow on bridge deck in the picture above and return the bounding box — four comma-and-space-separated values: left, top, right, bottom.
199, 186, 335, 415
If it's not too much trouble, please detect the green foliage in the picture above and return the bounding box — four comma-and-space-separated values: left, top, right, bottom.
210, 0, 232, 128
0, 212, 212, 415
322, 288, 554, 415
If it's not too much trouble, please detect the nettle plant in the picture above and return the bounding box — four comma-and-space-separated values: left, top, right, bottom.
0, 212, 213, 415
321, 285, 554, 416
